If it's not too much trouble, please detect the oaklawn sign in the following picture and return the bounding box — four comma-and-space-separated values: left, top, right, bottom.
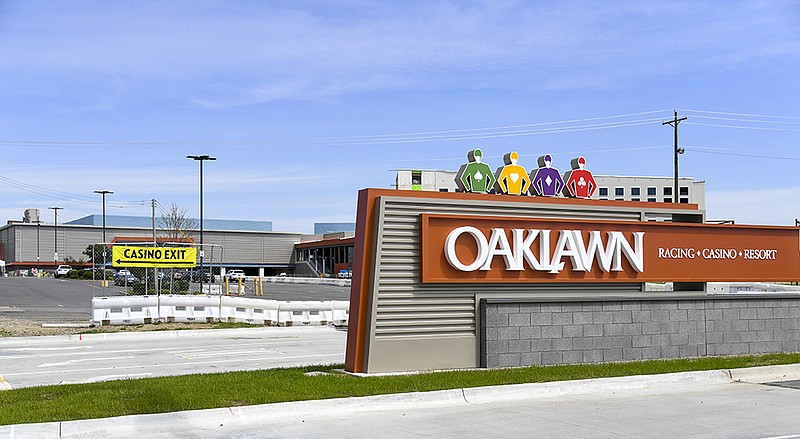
421, 214, 800, 284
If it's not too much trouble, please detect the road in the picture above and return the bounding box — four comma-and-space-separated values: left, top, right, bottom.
0, 326, 347, 389
0, 277, 351, 322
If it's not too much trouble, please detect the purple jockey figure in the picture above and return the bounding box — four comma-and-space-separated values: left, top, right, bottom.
530, 154, 564, 197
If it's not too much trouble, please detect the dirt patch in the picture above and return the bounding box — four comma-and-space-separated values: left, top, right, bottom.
0, 316, 249, 337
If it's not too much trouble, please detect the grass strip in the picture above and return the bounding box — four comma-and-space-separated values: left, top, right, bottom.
2, 352, 799, 426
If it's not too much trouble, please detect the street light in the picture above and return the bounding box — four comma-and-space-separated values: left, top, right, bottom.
94, 190, 113, 286
35, 220, 41, 277
48, 207, 62, 264
187, 155, 216, 294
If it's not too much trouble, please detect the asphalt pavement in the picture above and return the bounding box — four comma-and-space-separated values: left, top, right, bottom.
0, 326, 346, 389
0, 277, 351, 323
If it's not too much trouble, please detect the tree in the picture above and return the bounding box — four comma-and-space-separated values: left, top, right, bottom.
159, 203, 197, 242
84, 244, 109, 263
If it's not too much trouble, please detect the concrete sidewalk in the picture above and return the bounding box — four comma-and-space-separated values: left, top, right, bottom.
3, 363, 800, 438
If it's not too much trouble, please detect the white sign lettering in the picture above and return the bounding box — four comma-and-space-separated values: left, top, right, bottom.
444, 228, 645, 274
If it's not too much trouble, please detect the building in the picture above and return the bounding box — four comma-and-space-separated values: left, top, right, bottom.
0, 211, 360, 278
67, 214, 273, 232
313, 222, 356, 235
395, 170, 706, 210
295, 233, 355, 278
0, 212, 300, 276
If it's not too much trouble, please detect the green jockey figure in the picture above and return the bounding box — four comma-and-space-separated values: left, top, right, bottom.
455, 149, 495, 193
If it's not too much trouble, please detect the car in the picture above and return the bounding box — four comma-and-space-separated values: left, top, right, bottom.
55, 265, 72, 277
226, 269, 246, 281
113, 271, 139, 286
186, 268, 215, 283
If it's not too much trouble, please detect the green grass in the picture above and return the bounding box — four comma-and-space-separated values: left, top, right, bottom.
2, 353, 799, 426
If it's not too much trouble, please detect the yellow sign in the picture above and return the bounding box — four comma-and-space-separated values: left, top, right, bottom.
112, 246, 197, 268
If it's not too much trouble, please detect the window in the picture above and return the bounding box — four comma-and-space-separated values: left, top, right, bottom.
664, 197, 673, 203
631, 187, 641, 196
614, 187, 624, 197
439, 188, 448, 192
411, 171, 422, 190
647, 187, 656, 196
598, 187, 609, 198
680, 186, 689, 196
663, 187, 672, 196
647, 197, 657, 202
680, 197, 690, 204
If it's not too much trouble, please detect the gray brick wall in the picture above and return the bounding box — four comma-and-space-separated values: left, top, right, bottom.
480, 297, 800, 368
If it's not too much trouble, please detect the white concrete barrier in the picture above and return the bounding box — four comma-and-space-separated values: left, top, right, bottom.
159, 295, 220, 323
92, 296, 349, 327
92, 296, 158, 325
277, 301, 332, 326
331, 300, 350, 327
221, 296, 279, 325
262, 276, 351, 287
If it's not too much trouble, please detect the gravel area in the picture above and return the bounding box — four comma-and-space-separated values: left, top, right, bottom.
0, 315, 247, 337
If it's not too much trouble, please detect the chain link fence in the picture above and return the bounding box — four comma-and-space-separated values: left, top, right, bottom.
91, 242, 223, 296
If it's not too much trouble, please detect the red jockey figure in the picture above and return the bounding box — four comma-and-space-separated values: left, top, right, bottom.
562, 156, 597, 199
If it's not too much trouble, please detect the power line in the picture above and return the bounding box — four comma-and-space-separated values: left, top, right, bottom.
680, 109, 800, 120
0, 175, 148, 207
683, 122, 800, 132
0, 110, 673, 148
684, 147, 800, 161
689, 115, 800, 126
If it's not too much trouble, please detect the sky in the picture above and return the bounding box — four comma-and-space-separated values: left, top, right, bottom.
1, 0, 799, 233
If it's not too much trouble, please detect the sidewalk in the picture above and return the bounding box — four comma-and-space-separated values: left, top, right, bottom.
3, 363, 799, 438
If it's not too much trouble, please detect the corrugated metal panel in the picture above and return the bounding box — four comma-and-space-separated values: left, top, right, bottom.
371, 196, 648, 339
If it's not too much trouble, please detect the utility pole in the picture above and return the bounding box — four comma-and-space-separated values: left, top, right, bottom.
152, 198, 158, 295
662, 110, 687, 203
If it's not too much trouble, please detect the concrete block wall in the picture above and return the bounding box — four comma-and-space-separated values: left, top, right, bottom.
480, 297, 800, 368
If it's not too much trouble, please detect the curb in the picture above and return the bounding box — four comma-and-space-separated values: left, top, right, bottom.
728, 363, 800, 383
2, 365, 799, 438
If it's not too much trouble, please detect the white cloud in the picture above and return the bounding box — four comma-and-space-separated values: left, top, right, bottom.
1, 1, 796, 105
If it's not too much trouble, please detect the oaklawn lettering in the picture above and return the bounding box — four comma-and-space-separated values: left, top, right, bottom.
444, 226, 644, 274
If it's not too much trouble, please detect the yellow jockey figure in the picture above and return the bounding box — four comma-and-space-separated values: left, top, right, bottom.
494, 151, 531, 195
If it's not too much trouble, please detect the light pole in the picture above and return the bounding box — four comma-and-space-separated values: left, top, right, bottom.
187, 155, 216, 294
94, 190, 113, 286
35, 220, 41, 277
48, 207, 62, 266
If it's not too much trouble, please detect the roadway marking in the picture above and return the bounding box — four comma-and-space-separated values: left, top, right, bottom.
2, 353, 343, 377
4, 346, 92, 352
0, 374, 12, 390
59, 373, 155, 385
38, 356, 134, 368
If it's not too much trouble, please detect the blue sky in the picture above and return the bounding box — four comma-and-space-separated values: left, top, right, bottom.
1, 1, 799, 232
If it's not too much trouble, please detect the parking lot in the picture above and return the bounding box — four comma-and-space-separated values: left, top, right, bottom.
0, 277, 351, 325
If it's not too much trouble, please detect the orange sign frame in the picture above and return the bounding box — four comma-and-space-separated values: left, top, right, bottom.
421, 214, 800, 283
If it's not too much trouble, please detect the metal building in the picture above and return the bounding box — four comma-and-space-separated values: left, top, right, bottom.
0, 214, 306, 277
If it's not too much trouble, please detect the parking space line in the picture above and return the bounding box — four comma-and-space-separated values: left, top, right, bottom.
0, 374, 12, 391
